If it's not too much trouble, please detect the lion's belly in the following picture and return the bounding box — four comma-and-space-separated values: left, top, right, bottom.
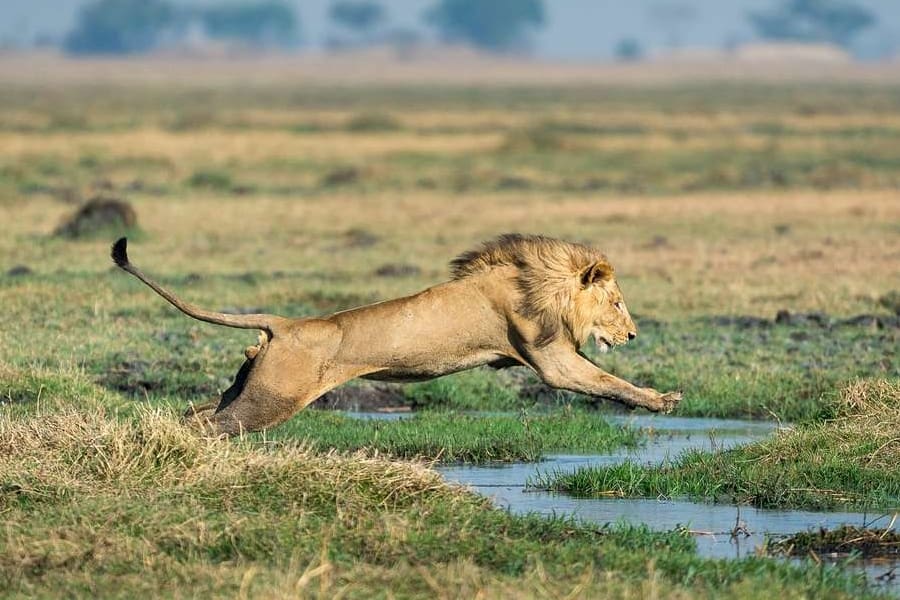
361, 350, 506, 383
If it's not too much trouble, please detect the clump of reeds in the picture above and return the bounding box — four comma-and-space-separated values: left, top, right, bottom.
769, 523, 900, 558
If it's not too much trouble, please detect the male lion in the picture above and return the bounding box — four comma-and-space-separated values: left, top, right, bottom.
111, 234, 680, 435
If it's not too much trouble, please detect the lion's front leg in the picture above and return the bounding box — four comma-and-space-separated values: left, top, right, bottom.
528, 344, 681, 413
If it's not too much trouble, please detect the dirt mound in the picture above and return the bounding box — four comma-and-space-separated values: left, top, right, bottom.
321, 166, 362, 187
6, 265, 33, 277
54, 197, 138, 239
341, 227, 379, 248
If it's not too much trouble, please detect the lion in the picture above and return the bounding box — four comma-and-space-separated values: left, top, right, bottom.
111, 234, 681, 435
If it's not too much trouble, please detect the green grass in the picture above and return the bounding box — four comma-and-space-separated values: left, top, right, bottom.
0, 407, 882, 599
592, 316, 898, 422
186, 168, 234, 191
7, 84, 900, 200
344, 112, 402, 132
264, 409, 641, 464
403, 369, 524, 411
191, 144, 900, 196
531, 380, 900, 511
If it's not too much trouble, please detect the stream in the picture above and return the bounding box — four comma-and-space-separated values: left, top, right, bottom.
348, 411, 899, 593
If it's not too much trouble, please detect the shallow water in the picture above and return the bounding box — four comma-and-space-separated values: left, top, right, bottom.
345, 410, 781, 435
344, 410, 898, 591
432, 416, 899, 594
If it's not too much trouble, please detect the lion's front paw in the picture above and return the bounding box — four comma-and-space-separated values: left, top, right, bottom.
641, 389, 681, 413
656, 391, 682, 414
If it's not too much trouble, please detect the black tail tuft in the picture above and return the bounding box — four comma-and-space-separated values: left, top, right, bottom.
111, 237, 130, 268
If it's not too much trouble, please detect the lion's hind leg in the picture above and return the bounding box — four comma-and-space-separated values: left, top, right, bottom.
182, 354, 256, 434
187, 322, 355, 436
183, 400, 220, 434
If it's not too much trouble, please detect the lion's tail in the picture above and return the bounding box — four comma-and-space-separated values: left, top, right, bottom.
111, 238, 287, 334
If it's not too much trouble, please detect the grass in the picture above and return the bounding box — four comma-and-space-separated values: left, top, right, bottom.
264, 409, 641, 464
0, 407, 882, 599
186, 168, 234, 191
9, 130, 900, 198
592, 316, 897, 422
6, 82, 900, 199
344, 112, 402, 132
403, 369, 524, 411
531, 380, 900, 511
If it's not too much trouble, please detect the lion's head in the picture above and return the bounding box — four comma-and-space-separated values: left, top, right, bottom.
569, 261, 637, 352
450, 234, 638, 350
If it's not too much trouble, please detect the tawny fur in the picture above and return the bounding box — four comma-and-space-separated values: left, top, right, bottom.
112, 235, 681, 436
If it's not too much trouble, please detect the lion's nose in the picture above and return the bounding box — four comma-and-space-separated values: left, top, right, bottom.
628, 331, 637, 340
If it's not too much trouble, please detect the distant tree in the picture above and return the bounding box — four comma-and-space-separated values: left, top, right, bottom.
425, 0, 545, 53
329, 1, 386, 36
614, 38, 644, 62
64, 0, 175, 55
201, 1, 298, 48
748, 0, 875, 49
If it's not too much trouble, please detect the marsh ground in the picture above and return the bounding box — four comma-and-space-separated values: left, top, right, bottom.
1, 63, 899, 597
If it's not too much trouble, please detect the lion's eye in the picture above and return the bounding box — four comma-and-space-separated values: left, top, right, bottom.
614, 302, 624, 311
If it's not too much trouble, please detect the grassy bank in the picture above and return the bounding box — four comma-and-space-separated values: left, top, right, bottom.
0, 407, 881, 599
532, 380, 900, 511
265, 409, 641, 463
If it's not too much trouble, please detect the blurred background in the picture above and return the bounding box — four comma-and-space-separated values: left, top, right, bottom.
2, 0, 899, 64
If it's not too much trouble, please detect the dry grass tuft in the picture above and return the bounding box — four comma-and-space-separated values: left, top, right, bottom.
829, 379, 900, 471
835, 379, 899, 417
0, 407, 460, 505
756, 379, 900, 473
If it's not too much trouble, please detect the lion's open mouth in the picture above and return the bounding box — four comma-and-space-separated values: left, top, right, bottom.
593, 331, 612, 353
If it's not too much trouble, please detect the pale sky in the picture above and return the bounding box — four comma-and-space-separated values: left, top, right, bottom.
3, 0, 898, 59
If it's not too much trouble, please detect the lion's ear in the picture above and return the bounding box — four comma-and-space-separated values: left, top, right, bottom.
580, 261, 614, 287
